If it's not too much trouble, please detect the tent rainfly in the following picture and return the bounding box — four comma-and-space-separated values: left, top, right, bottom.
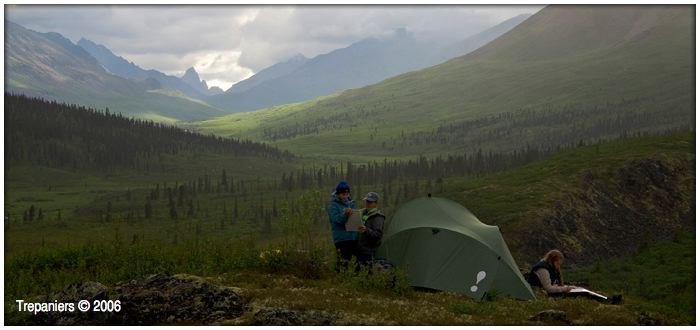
377, 196, 535, 300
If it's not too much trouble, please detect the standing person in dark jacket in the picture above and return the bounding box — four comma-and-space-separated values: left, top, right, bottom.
356, 192, 385, 267
327, 181, 357, 271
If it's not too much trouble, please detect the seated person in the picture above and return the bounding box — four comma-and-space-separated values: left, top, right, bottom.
527, 249, 574, 294
527, 249, 621, 304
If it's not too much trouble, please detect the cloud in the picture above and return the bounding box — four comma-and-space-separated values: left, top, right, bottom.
5, 5, 543, 89
238, 5, 543, 72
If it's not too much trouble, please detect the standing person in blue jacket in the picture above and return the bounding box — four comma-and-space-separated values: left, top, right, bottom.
327, 180, 358, 271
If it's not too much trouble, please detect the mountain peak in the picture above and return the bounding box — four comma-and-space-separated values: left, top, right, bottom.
183, 67, 200, 79
180, 67, 222, 96
181, 67, 211, 93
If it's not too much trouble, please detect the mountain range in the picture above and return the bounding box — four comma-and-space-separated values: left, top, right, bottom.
207, 19, 530, 113
4, 13, 533, 121
207, 28, 446, 112
5, 21, 224, 122
77, 38, 222, 98
192, 5, 694, 159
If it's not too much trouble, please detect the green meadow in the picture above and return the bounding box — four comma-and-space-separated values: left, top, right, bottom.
4, 5, 696, 326
5, 131, 695, 325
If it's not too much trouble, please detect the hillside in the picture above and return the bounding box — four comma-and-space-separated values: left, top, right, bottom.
3, 5, 695, 326
5, 131, 694, 325
208, 13, 535, 114
4, 93, 302, 256
440, 13, 531, 60
213, 14, 532, 114
5, 21, 224, 122
207, 29, 447, 113
224, 54, 308, 94
4, 94, 292, 171
437, 131, 694, 263
191, 5, 694, 160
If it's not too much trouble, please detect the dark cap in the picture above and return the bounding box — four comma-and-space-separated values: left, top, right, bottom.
363, 192, 380, 202
335, 180, 350, 193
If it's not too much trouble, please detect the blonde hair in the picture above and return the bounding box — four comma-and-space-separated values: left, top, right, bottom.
542, 250, 564, 283
542, 250, 564, 264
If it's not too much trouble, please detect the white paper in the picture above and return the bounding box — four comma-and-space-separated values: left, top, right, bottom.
345, 209, 364, 232
570, 287, 608, 300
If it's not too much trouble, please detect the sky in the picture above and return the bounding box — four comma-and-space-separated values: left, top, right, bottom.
5, 5, 543, 90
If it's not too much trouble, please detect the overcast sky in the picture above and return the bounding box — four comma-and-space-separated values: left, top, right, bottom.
6, 5, 542, 90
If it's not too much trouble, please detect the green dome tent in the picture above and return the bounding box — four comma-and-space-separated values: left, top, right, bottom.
377, 196, 535, 300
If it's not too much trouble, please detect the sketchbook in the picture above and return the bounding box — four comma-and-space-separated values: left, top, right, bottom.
569, 287, 608, 300
345, 209, 364, 232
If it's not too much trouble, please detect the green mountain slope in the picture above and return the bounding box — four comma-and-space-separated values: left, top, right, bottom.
206, 29, 450, 113
437, 131, 694, 262
190, 5, 694, 160
5, 131, 694, 325
5, 21, 224, 122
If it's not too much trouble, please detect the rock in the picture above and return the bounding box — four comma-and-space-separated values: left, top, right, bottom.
528, 309, 570, 325
114, 273, 248, 325
253, 307, 337, 326
38, 273, 249, 325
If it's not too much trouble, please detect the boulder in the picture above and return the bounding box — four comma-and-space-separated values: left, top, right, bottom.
114, 273, 248, 325
37, 274, 248, 325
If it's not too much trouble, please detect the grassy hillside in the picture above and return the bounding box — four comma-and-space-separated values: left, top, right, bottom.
5, 131, 694, 325
207, 29, 450, 113
568, 230, 695, 325
439, 131, 694, 227
438, 131, 694, 264
189, 5, 694, 160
